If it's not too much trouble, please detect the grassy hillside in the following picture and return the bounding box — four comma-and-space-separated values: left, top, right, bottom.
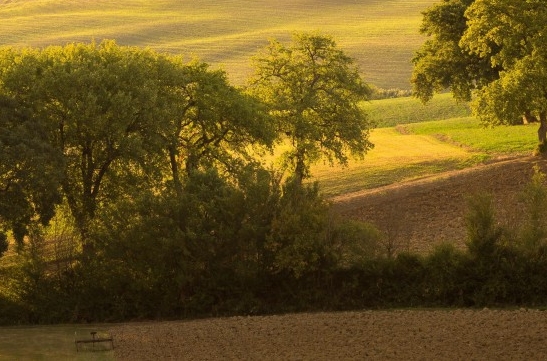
0, 0, 437, 88
311, 115, 537, 196
364, 93, 472, 128
404, 117, 538, 154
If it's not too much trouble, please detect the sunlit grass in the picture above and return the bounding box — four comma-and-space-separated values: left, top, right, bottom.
310, 127, 478, 196
363, 93, 472, 128
0, 0, 438, 88
405, 117, 538, 154
309, 115, 537, 197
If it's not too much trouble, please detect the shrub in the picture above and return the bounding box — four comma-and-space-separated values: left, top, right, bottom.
265, 180, 334, 279
518, 165, 547, 251
331, 219, 381, 269
423, 243, 467, 306
465, 192, 504, 259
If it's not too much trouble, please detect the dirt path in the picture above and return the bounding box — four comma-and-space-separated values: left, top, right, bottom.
111, 309, 547, 360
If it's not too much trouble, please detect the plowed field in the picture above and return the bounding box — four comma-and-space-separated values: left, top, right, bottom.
112, 309, 547, 360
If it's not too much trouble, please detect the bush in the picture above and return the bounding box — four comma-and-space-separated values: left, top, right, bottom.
265, 180, 334, 279
423, 243, 467, 306
332, 219, 381, 268
465, 192, 504, 259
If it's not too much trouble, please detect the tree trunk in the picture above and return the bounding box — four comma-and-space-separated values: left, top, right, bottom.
538, 112, 547, 145
536, 112, 547, 156
523, 110, 538, 124
169, 146, 183, 198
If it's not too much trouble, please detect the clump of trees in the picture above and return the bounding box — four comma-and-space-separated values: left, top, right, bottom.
3, 0, 547, 322
0, 36, 379, 323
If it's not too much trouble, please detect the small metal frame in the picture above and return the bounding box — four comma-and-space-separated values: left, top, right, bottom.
75, 331, 114, 352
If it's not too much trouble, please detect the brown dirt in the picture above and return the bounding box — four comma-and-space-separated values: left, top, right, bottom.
111, 309, 547, 360
331, 155, 547, 254
110, 156, 547, 360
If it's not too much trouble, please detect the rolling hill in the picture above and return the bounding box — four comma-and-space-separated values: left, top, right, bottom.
0, 0, 437, 88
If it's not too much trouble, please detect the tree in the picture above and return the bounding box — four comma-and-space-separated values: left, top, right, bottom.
159, 60, 275, 198
0, 41, 172, 253
0, 95, 62, 250
412, 0, 496, 102
247, 32, 374, 184
412, 0, 547, 147
461, 0, 547, 145
0, 40, 277, 257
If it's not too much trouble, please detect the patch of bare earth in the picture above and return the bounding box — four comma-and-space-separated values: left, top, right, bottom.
332, 155, 547, 254
110, 156, 547, 360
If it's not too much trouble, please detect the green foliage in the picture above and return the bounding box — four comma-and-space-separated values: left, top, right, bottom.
265, 180, 333, 278
6, 166, 547, 322
370, 87, 412, 100
248, 32, 374, 183
0, 95, 63, 244
423, 243, 467, 305
0, 41, 173, 249
332, 219, 381, 268
465, 192, 504, 259
518, 166, 547, 251
412, 0, 493, 103
0, 40, 273, 258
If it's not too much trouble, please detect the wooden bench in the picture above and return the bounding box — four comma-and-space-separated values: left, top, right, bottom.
75, 331, 114, 352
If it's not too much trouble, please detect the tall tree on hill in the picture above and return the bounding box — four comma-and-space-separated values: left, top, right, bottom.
247, 32, 374, 184
412, 0, 547, 150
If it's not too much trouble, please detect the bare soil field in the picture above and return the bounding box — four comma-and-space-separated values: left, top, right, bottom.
332, 155, 547, 254
111, 309, 547, 360
110, 156, 547, 360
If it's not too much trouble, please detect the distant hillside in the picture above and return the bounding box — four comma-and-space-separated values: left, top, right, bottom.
0, 0, 437, 88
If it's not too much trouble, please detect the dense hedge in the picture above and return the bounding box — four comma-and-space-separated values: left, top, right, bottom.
4, 241, 547, 325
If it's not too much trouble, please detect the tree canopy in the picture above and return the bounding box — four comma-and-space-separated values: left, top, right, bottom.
412, 0, 547, 147
0, 41, 274, 253
247, 33, 374, 183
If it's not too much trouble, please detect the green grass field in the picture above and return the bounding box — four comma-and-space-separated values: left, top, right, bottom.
0, 0, 437, 88
310, 99, 537, 196
363, 93, 472, 127
403, 117, 538, 154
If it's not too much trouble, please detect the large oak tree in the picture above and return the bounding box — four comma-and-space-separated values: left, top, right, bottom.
247, 33, 374, 184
